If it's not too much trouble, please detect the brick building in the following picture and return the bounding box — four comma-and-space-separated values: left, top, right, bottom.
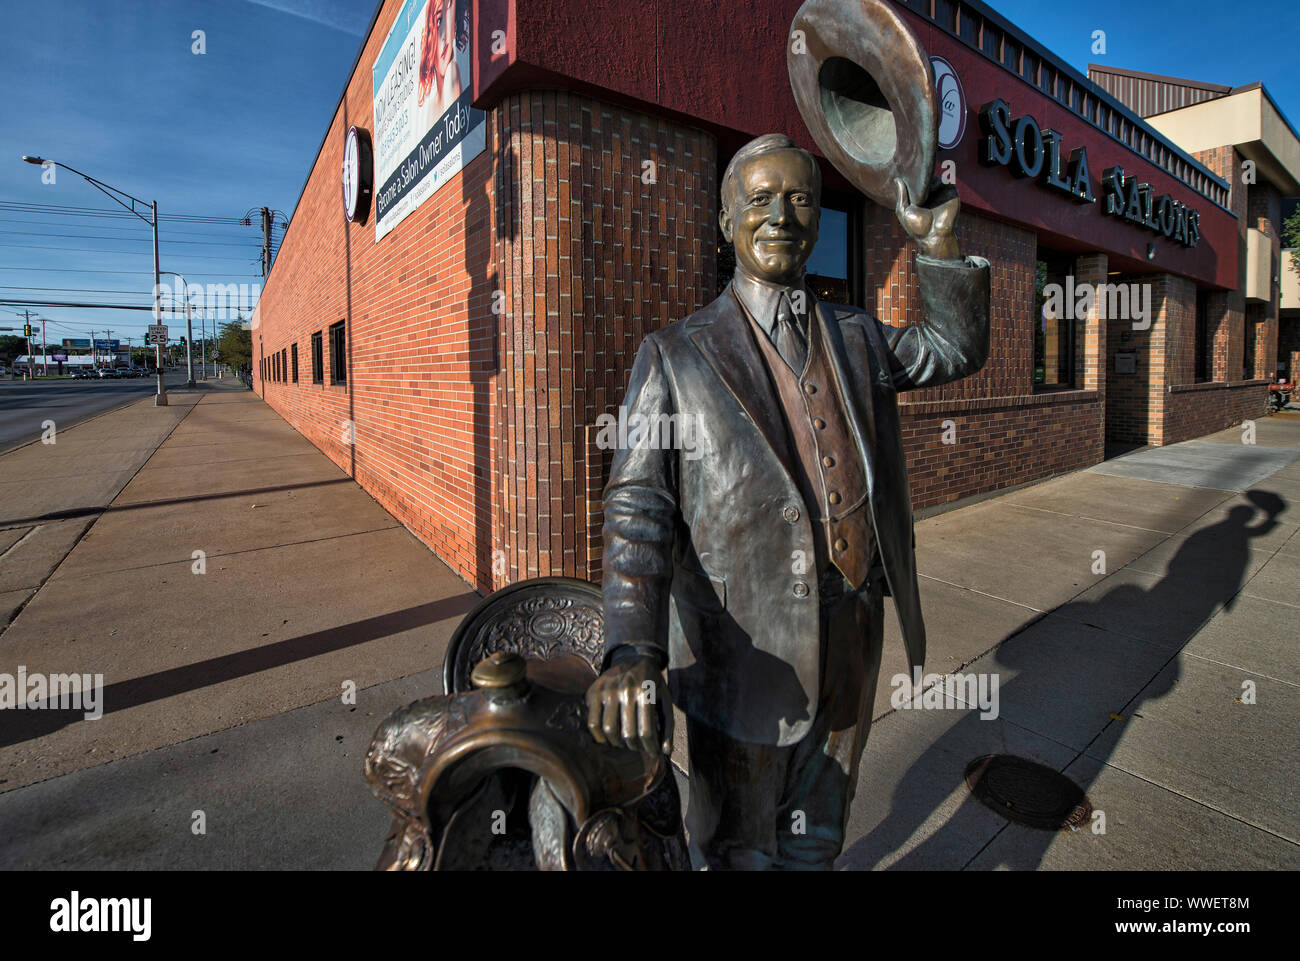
253, 0, 1282, 595
1091, 65, 1300, 438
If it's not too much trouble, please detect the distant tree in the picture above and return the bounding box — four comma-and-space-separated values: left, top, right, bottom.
1282, 206, 1300, 276
0, 334, 26, 363
215, 319, 252, 370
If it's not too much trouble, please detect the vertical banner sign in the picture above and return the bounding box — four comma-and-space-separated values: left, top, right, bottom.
372, 0, 484, 241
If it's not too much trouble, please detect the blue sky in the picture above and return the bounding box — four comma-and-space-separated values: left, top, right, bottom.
1, 0, 1294, 350
992, 0, 1299, 111
1, 0, 372, 349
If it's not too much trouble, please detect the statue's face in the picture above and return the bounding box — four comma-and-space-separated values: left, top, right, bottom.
722, 149, 820, 287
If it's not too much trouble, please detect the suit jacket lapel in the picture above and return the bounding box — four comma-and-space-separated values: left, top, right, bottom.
814, 297, 879, 496
688, 287, 797, 482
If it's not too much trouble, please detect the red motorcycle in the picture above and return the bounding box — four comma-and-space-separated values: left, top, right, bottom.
1269, 377, 1295, 413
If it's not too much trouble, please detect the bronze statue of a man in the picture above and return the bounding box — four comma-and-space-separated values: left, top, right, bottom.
587, 133, 990, 869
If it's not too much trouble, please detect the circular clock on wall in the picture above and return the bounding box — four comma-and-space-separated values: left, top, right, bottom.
342, 125, 373, 225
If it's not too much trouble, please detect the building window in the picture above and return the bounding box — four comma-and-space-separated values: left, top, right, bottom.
1033, 248, 1077, 390
1243, 310, 1259, 380
804, 197, 863, 307
328, 320, 346, 385
311, 331, 323, 384
1194, 290, 1213, 383
291, 343, 299, 383
282, 348, 288, 384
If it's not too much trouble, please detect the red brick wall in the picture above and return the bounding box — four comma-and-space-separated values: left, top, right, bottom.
253, 0, 502, 594
255, 4, 716, 593
861, 207, 1106, 508
491, 90, 716, 587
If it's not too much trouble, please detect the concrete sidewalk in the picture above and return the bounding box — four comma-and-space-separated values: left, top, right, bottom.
1, 389, 1297, 869
0, 381, 477, 808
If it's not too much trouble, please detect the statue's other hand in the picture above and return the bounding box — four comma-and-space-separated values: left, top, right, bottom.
893, 177, 961, 260
586, 655, 671, 758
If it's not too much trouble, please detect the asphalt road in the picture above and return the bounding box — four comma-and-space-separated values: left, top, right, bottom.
0, 370, 196, 453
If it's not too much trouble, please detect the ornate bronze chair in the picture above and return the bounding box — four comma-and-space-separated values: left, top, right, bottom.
364, 577, 688, 870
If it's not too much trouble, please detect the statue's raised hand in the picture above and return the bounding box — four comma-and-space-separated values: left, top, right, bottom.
894, 177, 961, 261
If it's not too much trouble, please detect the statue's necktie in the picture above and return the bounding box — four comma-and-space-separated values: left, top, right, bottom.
774, 292, 808, 376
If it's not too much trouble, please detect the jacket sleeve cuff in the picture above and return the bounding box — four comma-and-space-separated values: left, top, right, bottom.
916, 254, 990, 270
602, 642, 668, 672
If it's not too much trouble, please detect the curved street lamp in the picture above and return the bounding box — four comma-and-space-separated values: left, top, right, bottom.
159, 270, 196, 387
20, 154, 167, 405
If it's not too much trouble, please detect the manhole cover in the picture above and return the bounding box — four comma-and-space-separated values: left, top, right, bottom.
964, 754, 1091, 830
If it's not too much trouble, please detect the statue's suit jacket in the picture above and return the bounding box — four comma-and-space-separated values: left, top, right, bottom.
602, 254, 991, 746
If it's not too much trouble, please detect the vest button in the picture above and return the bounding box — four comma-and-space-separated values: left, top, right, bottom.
828, 491, 841, 504
804, 382, 817, 394
822, 455, 835, 468
782, 505, 800, 524
813, 417, 826, 429
834, 538, 848, 552
792, 581, 810, 598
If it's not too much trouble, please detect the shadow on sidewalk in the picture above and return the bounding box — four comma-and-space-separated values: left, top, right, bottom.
0, 478, 353, 527
0, 591, 480, 750
839, 488, 1287, 870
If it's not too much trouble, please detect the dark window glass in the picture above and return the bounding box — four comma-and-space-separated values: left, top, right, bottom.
282, 348, 288, 384
1195, 290, 1212, 383
1033, 248, 1077, 390
329, 321, 346, 385
311, 331, 324, 384
291, 343, 299, 383
1243, 311, 1259, 380
804, 204, 857, 306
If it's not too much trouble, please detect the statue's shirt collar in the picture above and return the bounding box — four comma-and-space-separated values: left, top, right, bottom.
731, 270, 810, 338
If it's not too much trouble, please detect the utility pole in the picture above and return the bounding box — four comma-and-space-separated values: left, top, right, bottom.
261, 206, 272, 278
105, 329, 114, 370
38, 314, 47, 376
89, 329, 96, 368
23, 312, 33, 379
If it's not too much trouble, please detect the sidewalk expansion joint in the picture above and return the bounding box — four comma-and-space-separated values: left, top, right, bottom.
0, 395, 196, 638
55, 524, 405, 580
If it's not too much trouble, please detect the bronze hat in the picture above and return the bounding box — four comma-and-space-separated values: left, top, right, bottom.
788, 0, 938, 208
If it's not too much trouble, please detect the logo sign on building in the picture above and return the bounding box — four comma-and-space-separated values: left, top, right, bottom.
931, 57, 966, 150
371, 0, 485, 241
978, 99, 1201, 248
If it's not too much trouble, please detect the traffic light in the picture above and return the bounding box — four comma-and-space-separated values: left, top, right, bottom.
23, 324, 32, 337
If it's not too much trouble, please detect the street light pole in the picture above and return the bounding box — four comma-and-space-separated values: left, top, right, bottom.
151, 200, 166, 404
19, 154, 166, 403
159, 270, 195, 387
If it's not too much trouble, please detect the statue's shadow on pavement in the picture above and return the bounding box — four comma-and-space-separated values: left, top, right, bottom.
838, 488, 1286, 871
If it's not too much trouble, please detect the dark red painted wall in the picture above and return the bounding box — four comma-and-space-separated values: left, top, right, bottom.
913, 25, 1235, 289
471, 0, 1236, 288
